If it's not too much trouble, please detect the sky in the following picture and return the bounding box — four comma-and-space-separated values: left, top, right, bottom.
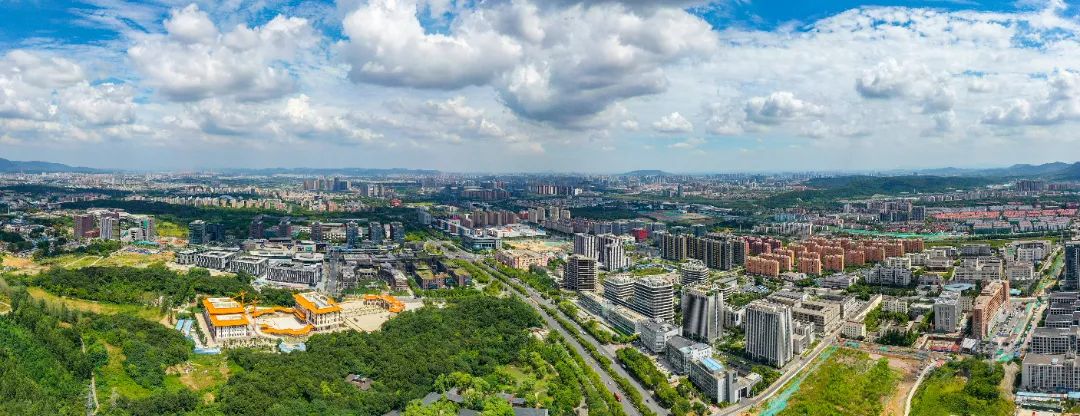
2, 0, 1080, 173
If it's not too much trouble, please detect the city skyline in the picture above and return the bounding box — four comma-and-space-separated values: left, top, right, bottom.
2, 0, 1080, 172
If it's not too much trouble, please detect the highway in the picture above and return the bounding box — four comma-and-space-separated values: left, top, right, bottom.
472, 259, 668, 416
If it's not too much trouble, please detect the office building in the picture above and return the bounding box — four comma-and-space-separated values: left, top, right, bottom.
682, 285, 724, 342
665, 336, 713, 375
632, 277, 675, 321
1066, 242, 1080, 290
346, 221, 360, 248
390, 222, 405, 243
564, 255, 598, 292
680, 259, 709, 286
368, 222, 383, 243
744, 300, 794, 368
690, 357, 758, 404
933, 291, 962, 333
603, 274, 635, 307
640, 319, 681, 353
791, 300, 841, 334
277, 217, 291, 239
195, 251, 235, 270
99, 216, 120, 240
310, 221, 324, 242
188, 220, 207, 245
1022, 354, 1080, 392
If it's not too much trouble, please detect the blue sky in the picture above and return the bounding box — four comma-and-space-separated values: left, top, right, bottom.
1, 0, 1080, 172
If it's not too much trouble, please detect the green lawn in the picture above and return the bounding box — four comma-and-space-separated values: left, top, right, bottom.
778, 348, 900, 416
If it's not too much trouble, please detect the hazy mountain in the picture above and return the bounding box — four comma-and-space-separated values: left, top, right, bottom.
621, 170, 672, 177
220, 167, 441, 176
0, 157, 102, 173
917, 161, 1078, 178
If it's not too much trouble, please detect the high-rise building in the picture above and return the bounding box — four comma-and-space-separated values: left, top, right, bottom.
1066, 241, 1080, 290
249, 215, 265, 239
603, 274, 635, 306
390, 222, 405, 243
99, 217, 120, 240
277, 217, 291, 239
368, 222, 384, 243
564, 255, 598, 291
660, 233, 688, 261
189, 220, 207, 245
310, 221, 324, 242
682, 285, 724, 342
744, 300, 794, 368
933, 291, 962, 333
598, 234, 628, 270
573, 233, 598, 259
632, 277, 674, 321
345, 221, 360, 248
680, 259, 709, 285
73, 214, 96, 239
138, 216, 156, 241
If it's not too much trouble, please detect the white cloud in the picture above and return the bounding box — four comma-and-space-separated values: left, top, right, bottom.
668, 136, 704, 149
652, 112, 693, 133
982, 70, 1080, 126
744, 92, 824, 125
339, 0, 523, 89
129, 4, 317, 102
60, 82, 136, 126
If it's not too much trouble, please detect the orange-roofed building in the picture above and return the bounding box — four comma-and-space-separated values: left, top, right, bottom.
202, 297, 250, 340
293, 292, 343, 332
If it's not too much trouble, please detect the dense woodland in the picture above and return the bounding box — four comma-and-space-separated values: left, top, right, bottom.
20, 265, 253, 306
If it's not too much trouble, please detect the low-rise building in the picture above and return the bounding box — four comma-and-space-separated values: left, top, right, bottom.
664, 336, 713, 375
640, 319, 681, 354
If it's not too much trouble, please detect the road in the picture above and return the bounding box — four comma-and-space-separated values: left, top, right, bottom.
475, 260, 666, 416
715, 335, 837, 416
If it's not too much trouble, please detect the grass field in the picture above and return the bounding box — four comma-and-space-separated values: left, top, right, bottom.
166, 353, 235, 402
97, 343, 153, 400
910, 359, 1014, 416
775, 348, 900, 416
156, 220, 188, 239
25, 286, 164, 321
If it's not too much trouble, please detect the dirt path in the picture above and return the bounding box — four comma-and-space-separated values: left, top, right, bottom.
869, 352, 922, 416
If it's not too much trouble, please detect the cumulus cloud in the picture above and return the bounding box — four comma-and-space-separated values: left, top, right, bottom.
652, 112, 693, 133
339, 0, 716, 124
60, 82, 136, 126
129, 4, 317, 102
983, 70, 1080, 126
339, 0, 523, 89
744, 92, 824, 125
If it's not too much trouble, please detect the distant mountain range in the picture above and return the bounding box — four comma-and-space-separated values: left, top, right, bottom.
916, 161, 1080, 180
620, 170, 672, 177
0, 157, 102, 173
219, 167, 441, 176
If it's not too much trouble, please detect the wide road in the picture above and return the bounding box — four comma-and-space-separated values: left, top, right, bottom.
475, 260, 667, 416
